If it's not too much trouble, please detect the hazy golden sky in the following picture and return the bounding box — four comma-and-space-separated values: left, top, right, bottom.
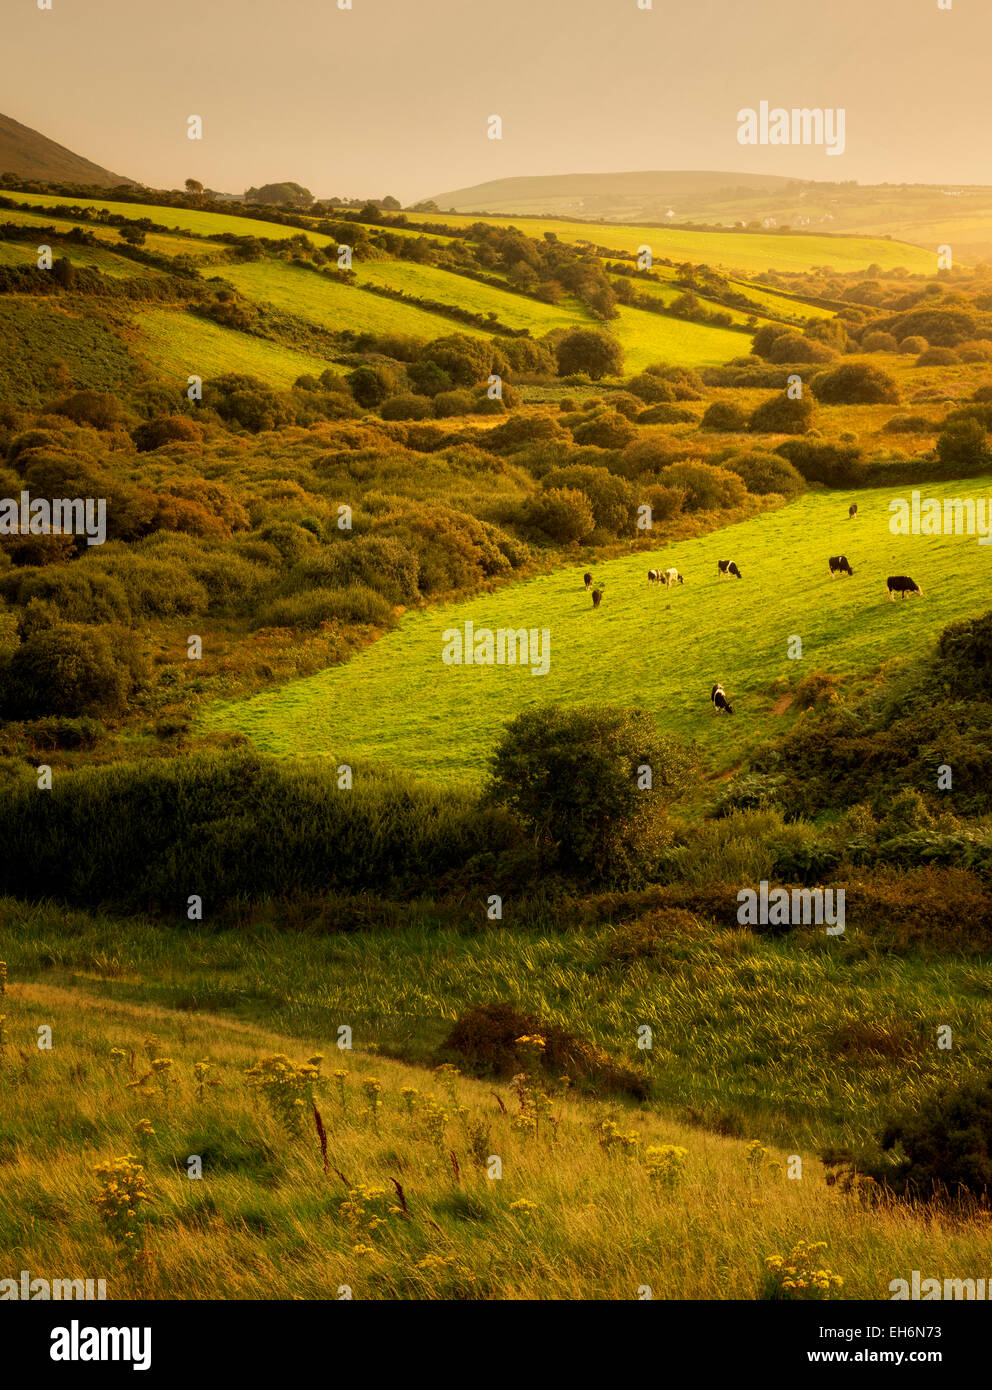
6, 0, 992, 200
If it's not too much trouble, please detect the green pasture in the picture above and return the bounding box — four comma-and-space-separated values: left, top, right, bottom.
202, 477, 992, 783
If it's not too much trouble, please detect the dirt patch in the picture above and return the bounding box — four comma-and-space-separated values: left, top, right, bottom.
772, 693, 794, 715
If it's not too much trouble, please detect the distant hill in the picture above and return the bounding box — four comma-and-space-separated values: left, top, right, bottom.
425, 170, 800, 218
0, 112, 136, 189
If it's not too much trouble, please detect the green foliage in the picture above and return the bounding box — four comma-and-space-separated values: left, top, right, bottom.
2, 623, 146, 719
486, 704, 695, 880
555, 329, 623, 381
748, 392, 816, 434
811, 362, 900, 405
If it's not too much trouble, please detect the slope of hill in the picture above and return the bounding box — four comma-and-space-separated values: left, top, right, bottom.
427, 169, 797, 217
0, 112, 136, 188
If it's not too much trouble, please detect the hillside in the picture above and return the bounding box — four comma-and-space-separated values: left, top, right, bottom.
427, 169, 797, 217
0, 112, 136, 189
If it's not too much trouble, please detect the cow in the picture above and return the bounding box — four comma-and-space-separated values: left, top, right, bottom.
583, 572, 593, 590
828, 555, 854, 578
717, 560, 742, 580
592, 588, 604, 608
648, 568, 662, 585
711, 683, 734, 715
849, 503, 858, 519
664, 567, 684, 588
887, 575, 922, 600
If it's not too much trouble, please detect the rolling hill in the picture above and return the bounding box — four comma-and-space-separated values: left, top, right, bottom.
0, 111, 136, 188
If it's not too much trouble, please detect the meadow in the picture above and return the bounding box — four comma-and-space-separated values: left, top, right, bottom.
402, 213, 937, 276
130, 306, 338, 389
201, 476, 992, 783
2, 911, 990, 1301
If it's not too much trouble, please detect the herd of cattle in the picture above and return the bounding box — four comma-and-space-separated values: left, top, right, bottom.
581, 503, 924, 716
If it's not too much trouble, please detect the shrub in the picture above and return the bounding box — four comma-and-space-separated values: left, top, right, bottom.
528, 487, 596, 543
570, 409, 636, 449
700, 400, 748, 431
882, 415, 933, 434
441, 1002, 646, 1098
748, 393, 816, 434
898, 335, 928, 354
254, 584, 394, 630
936, 418, 991, 471
2, 624, 145, 719
617, 436, 690, 479
555, 329, 624, 380
811, 362, 900, 404
636, 403, 698, 425
861, 331, 898, 353
288, 536, 420, 604
432, 389, 474, 417
380, 393, 434, 420
487, 704, 695, 880
345, 364, 397, 408
485, 412, 564, 453
541, 465, 636, 537
775, 439, 867, 487
49, 391, 125, 431
722, 451, 805, 497
766, 334, 836, 364
656, 460, 747, 511
873, 1074, 992, 1199
916, 346, 960, 367
627, 373, 676, 404
132, 416, 202, 452
638, 483, 686, 522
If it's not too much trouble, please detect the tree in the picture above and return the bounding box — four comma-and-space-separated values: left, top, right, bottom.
487, 704, 695, 879
936, 417, 991, 471
244, 182, 313, 207
556, 329, 623, 381
118, 225, 146, 246
185, 179, 204, 203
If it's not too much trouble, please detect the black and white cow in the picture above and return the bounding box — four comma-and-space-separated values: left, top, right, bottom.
584, 572, 593, 590
828, 555, 854, 577
849, 503, 858, 519
887, 575, 922, 600
717, 560, 742, 580
664, 567, 684, 588
711, 683, 734, 715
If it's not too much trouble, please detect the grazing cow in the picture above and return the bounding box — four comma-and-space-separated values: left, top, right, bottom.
584, 571, 593, 590
711, 683, 734, 715
592, 588, 604, 608
664, 567, 684, 589
887, 575, 922, 600
717, 559, 742, 580
849, 503, 858, 519
648, 568, 662, 585
828, 555, 854, 578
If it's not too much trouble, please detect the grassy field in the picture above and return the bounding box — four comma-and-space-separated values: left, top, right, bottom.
0, 298, 138, 404
0, 206, 225, 261
613, 303, 748, 370
402, 213, 937, 276
202, 477, 992, 783
129, 307, 337, 388
2, 917, 989, 1300
220, 259, 491, 342
8, 191, 338, 248
354, 259, 586, 334
0, 238, 162, 279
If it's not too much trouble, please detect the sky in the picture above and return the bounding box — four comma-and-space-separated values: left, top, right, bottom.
6, 0, 992, 202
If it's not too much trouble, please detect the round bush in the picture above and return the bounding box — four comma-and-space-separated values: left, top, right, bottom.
811, 363, 900, 404
916, 347, 960, 367
898, 335, 928, 354
529, 487, 596, 543
748, 393, 817, 434
380, 393, 434, 421
700, 400, 748, 431
861, 331, 899, 353
723, 451, 805, 497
